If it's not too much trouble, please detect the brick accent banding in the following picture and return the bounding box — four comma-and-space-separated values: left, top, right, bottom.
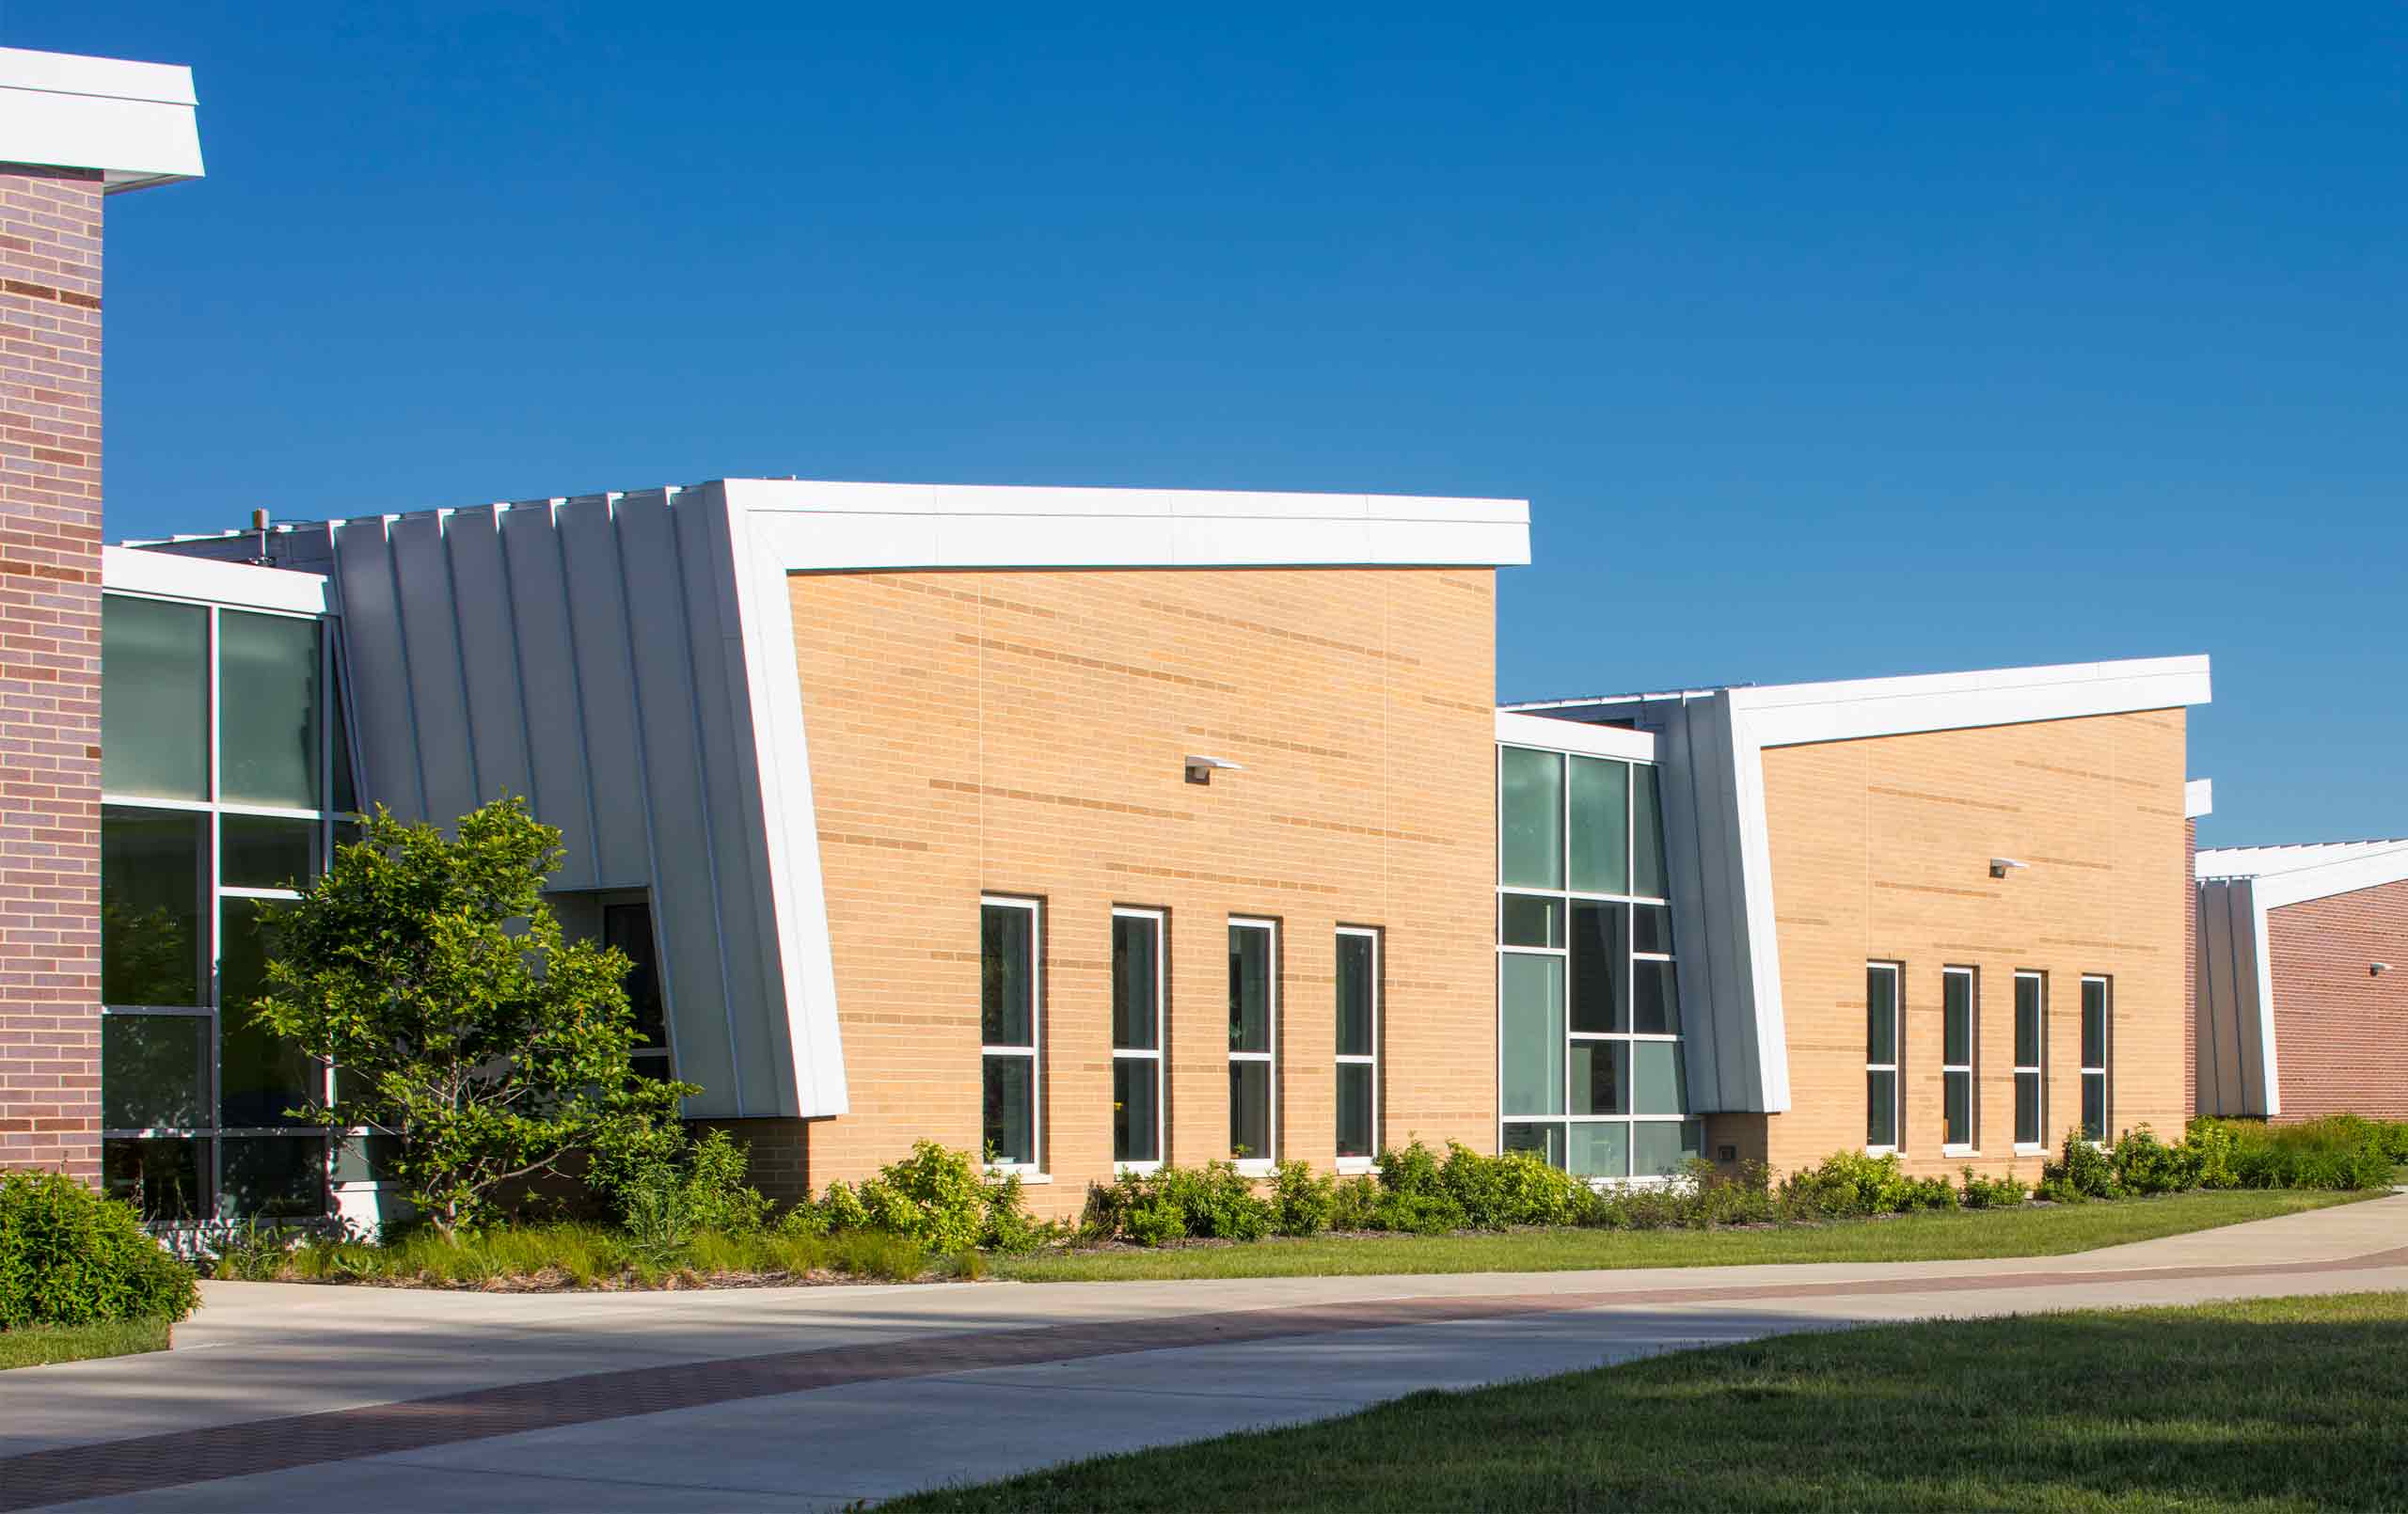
2263, 877, 2408, 1121
0, 166, 103, 1183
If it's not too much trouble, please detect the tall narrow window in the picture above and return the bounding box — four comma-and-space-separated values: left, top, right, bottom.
1112, 908, 1164, 1170
1228, 919, 1277, 1170
2014, 972, 2046, 1148
1335, 928, 1379, 1166
980, 898, 1041, 1171
1866, 963, 1901, 1152
1941, 967, 1976, 1151
604, 901, 672, 1080
2081, 975, 2111, 1143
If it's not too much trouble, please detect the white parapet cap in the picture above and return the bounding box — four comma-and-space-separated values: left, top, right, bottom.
0, 47, 202, 191
1506, 654, 2210, 748
1494, 710, 1657, 762
2185, 778, 2214, 819
131, 478, 1536, 572
2196, 838, 2408, 906
102, 544, 328, 616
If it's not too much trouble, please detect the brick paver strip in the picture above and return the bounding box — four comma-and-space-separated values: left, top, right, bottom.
6, 1245, 2403, 1510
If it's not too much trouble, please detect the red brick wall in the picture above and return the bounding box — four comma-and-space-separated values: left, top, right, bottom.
0, 166, 104, 1181
2264, 877, 2408, 1121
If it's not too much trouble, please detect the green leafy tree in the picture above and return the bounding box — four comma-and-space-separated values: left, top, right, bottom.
251, 796, 694, 1236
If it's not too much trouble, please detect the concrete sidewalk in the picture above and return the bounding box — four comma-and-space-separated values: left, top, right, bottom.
3, 1194, 2401, 1511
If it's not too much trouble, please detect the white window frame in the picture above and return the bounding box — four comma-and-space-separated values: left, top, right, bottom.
1941, 966, 1977, 1156
1111, 906, 1166, 1175
979, 895, 1044, 1176
2080, 974, 2112, 1146
1334, 926, 1380, 1174
1495, 741, 1695, 1186
1227, 917, 1278, 1175
1865, 961, 1903, 1157
2013, 970, 2047, 1155
99, 592, 361, 1225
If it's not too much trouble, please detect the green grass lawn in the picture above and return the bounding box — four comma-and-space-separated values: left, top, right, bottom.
993, 1189, 2368, 1283
0, 1317, 172, 1370
889, 1291, 2408, 1512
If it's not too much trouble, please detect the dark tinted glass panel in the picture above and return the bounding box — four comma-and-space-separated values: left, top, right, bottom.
218, 611, 320, 809
1633, 1119, 1703, 1178
220, 815, 314, 891
101, 807, 204, 1006
1112, 916, 1160, 1051
104, 1136, 206, 1222
1499, 748, 1563, 889
1500, 954, 1565, 1116
1228, 924, 1273, 1055
2082, 980, 2108, 1067
1336, 1064, 1374, 1159
1499, 893, 1563, 948
1943, 972, 1972, 1065
1229, 1061, 1271, 1159
1567, 755, 1628, 895
1335, 934, 1374, 1058
2015, 1072, 2042, 1145
102, 1014, 207, 1129
1567, 1121, 1627, 1178
1632, 903, 1673, 956
981, 904, 1035, 1047
1500, 1122, 1564, 1169
1866, 968, 1897, 1064
219, 1135, 326, 1220
1112, 1058, 1159, 1162
218, 898, 317, 1127
1633, 1040, 1687, 1115
1572, 1039, 1628, 1115
1569, 901, 1625, 1033
983, 1055, 1035, 1165
331, 1130, 399, 1185
102, 596, 206, 800
1867, 1071, 1898, 1146
1570, 905, 1627, 1034
2083, 1073, 2107, 1142
1632, 765, 1668, 898
1633, 960, 1680, 1036
329, 657, 357, 814
603, 903, 666, 1048
2015, 976, 2042, 1066
1945, 1070, 1972, 1146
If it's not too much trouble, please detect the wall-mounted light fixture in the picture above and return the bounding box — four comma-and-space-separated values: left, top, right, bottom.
1989, 857, 2030, 879
1184, 755, 1245, 786
2374, 963, 2392, 977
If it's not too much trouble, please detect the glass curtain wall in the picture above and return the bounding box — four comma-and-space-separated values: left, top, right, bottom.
1497, 743, 1701, 1178
99, 592, 358, 1222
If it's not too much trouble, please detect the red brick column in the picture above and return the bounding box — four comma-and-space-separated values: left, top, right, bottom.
2183, 816, 2197, 1118
0, 165, 103, 1181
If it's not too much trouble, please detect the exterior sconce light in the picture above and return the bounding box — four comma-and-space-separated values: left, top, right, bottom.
1989, 858, 2029, 879
1184, 755, 1244, 786
2374, 963, 2392, 977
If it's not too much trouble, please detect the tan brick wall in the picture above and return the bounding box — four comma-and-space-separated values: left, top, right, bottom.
0, 167, 103, 1181
1754, 709, 2190, 1181
2263, 878, 2408, 1121
790, 567, 1497, 1218
689, 1117, 812, 1205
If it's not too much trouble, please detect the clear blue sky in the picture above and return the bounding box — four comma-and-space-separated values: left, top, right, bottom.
29, 6, 2408, 848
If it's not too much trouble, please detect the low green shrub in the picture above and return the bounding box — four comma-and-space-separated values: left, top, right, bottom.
1272, 1160, 1336, 1237
2109, 1125, 2192, 1196
1959, 1168, 2028, 1209
1437, 1142, 1586, 1228
2043, 1130, 2121, 1200
0, 1172, 199, 1328
806, 1141, 1038, 1254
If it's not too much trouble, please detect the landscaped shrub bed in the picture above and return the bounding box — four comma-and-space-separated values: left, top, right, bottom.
1070, 1115, 2407, 1249
0, 1172, 198, 1356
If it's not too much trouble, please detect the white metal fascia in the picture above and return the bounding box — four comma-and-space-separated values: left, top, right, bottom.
1729, 655, 2211, 748
1492, 711, 1656, 762
2246, 844, 2408, 912
103, 544, 329, 615
717, 478, 1531, 570
2184, 779, 2213, 819
0, 47, 202, 190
